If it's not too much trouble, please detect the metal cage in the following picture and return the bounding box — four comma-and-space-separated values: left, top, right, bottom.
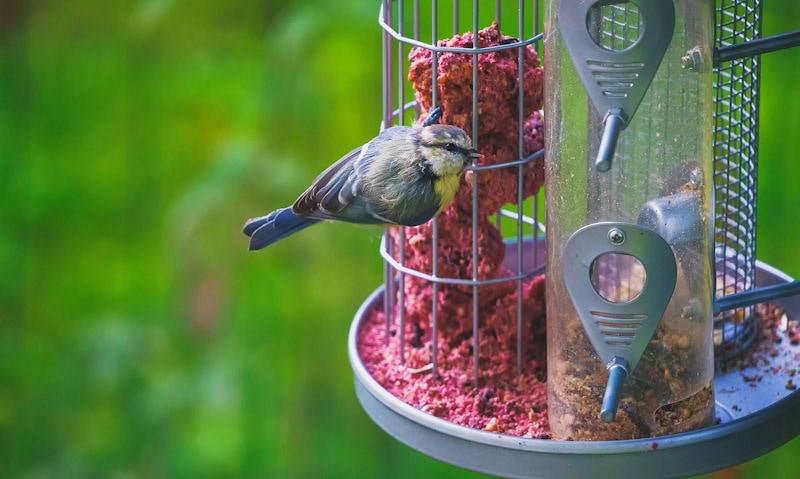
378, 0, 545, 385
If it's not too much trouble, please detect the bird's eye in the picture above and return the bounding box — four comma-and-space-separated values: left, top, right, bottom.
444, 142, 457, 152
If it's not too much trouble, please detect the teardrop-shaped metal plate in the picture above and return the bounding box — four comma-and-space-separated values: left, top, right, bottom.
559, 0, 675, 126
562, 222, 677, 372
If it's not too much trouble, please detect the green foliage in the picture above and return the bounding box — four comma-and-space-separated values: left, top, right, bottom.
0, 1, 797, 478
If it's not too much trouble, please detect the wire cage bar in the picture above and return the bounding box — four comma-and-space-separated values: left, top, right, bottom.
378, 0, 545, 386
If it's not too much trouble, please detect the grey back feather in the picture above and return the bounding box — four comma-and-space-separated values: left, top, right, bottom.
291, 126, 440, 226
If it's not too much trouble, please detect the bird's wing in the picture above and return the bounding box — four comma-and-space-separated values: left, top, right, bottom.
292, 127, 419, 225
292, 143, 378, 222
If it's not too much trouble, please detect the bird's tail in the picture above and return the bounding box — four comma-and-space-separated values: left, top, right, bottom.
242, 207, 319, 250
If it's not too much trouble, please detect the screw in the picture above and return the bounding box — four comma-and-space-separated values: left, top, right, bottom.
608, 228, 626, 245
681, 46, 703, 72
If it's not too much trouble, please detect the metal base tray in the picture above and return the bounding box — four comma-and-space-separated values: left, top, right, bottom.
348, 261, 800, 479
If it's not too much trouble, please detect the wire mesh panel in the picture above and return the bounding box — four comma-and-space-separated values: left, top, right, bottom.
713, 0, 761, 361
377, 0, 545, 386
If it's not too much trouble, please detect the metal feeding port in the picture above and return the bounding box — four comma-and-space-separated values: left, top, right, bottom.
348, 1, 800, 477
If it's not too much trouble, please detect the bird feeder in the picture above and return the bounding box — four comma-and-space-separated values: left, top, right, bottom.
347, 0, 800, 477
545, 0, 716, 439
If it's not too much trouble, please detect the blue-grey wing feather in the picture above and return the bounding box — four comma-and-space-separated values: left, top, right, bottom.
292, 145, 363, 217
293, 136, 396, 224
243, 207, 319, 250
291, 127, 424, 225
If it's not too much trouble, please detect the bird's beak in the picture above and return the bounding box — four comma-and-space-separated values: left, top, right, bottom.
465, 149, 482, 167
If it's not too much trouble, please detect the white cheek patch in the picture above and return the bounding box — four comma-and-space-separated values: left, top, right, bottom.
427, 155, 445, 173
429, 154, 464, 177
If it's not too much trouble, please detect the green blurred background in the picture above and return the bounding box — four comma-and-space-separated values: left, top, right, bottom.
1, 1, 798, 478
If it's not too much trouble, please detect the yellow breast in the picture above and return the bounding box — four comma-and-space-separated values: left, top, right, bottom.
434, 173, 463, 213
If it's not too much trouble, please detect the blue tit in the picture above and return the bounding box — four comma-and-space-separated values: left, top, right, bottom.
243, 124, 481, 250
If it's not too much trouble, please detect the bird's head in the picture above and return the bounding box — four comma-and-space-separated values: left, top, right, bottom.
417, 124, 482, 179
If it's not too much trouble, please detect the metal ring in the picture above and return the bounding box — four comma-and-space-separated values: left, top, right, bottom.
378, 4, 543, 54
380, 235, 544, 287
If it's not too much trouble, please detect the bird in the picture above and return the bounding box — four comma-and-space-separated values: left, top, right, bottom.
242, 123, 480, 251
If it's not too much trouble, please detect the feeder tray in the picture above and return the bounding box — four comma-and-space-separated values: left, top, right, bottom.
349, 259, 800, 479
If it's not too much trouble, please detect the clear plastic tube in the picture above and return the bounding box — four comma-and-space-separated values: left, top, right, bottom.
544, 0, 716, 440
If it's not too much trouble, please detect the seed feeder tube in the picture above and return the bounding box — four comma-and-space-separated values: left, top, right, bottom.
545, 0, 717, 440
